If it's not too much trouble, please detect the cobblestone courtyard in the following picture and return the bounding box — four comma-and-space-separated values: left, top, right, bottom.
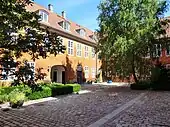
0, 85, 170, 127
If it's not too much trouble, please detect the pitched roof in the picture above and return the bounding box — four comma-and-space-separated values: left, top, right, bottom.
26, 2, 97, 46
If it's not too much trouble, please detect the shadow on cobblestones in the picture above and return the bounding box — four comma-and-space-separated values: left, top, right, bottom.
0, 85, 142, 127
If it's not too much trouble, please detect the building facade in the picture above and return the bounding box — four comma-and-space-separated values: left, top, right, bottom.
0, 2, 101, 84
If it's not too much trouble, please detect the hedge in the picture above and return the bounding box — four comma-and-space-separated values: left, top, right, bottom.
0, 83, 81, 103
27, 86, 52, 100
0, 85, 31, 95
130, 81, 150, 90
66, 84, 81, 93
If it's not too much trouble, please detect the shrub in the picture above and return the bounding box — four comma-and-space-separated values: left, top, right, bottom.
151, 64, 170, 90
67, 84, 81, 93
8, 89, 26, 104
0, 94, 8, 104
130, 81, 150, 90
50, 85, 73, 96
27, 86, 52, 100
0, 85, 32, 96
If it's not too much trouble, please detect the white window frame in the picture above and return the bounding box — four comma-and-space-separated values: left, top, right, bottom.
91, 47, 95, 59
84, 66, 89, 78
27, 61, 35, 79
1, 66, 16, 81
84, 46, 89, 58
59, 37, 64, 54
91, 68, 96, 79
64, 21, 70, 31
153, 44, 162, 57
68, 41, 74, 55
80, 29, 86, 37
76, 43, 82, 57
39, 10, 48, 22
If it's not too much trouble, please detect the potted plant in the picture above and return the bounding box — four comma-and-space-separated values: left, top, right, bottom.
8, 89, 25, 108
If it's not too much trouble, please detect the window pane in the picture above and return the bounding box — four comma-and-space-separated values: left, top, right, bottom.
71, 42, 73, 47
68, 48, 70, 54
44, 13, 48, 22
71, 49, 73, 55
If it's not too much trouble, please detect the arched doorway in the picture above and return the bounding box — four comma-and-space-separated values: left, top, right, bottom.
76, 64, 83, 84
51, 65, 66, 84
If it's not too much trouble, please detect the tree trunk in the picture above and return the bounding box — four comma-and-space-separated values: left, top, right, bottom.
132, 63, 138, 83
132, 53, 138, 84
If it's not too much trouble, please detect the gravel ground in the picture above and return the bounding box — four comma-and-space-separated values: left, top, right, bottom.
0, 85, 140, 127
102, 91, 170, 127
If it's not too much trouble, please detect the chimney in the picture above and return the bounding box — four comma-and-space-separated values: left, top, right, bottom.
62, 11, 66, 19
48, 4, 53, 12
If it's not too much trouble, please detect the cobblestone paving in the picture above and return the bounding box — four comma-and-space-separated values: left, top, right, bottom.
0, 85, 140, 127
102, 91, 170, 127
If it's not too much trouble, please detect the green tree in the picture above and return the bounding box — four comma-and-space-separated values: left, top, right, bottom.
0, 0, 66, 84
97, 0, 168, 83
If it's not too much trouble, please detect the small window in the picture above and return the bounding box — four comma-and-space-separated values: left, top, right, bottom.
92, 47, 95, 58
59, 21, 70, 31
64, 21, 70, 31
89, 35, 94, 40
80, 29, 86, 37
91, 68, 96, 78
27, 61, 35, 79
1, 66, 16, 81
152, 44, 162, 57
39, 10, 48, 22
68, 41, 74, 55
77, 43, 82, 57
85, 46, 89, 58
84, 66, 89, 78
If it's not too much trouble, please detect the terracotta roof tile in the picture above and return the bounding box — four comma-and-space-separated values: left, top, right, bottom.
26, 2, 96, 45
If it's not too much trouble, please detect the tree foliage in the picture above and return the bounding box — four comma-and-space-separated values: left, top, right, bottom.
97, 0, 169, 83
0, 0, 66, 84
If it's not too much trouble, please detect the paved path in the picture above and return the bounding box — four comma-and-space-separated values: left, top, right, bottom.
0, 85, 170, 127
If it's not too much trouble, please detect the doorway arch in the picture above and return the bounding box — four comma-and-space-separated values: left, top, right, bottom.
51, 65, 66, 84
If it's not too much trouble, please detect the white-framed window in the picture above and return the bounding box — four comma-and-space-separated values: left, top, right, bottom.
1, 66, 16, 81
64, 21, 70, 31
91, 68, 96, 78
166, 44, 170, 56
39, 10, 48, 22
68, 41, 74, 55
80, 29, 86, 37
85, 46, 89, 58
92, 47, 95, 58
153, 44, 162, 57
84, 66, 89, 78
59, 21, 70, 31
27, 61, 35, 79
77, 43, 82, 57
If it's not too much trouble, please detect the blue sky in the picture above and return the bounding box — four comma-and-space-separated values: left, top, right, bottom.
35, 0, 100, 31
35, 0, 170, 31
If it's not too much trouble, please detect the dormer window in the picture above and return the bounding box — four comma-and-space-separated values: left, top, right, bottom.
39, 10, 49, 22
80, 29, 86, 37
89, 34, 97, 41
59, 21, 70, 31
89, 35, 94, 40
77, 29, 86, 37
